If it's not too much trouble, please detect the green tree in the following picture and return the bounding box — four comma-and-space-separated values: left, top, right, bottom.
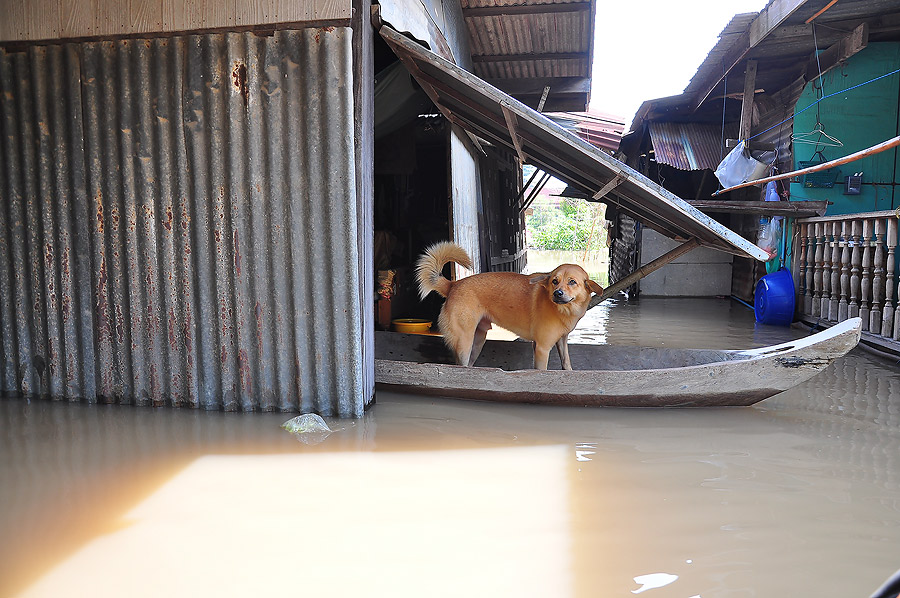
526, 197, 607, 251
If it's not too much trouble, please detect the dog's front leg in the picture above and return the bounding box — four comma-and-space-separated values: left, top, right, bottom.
533, 343, 551, 370
555, 335, 572, 370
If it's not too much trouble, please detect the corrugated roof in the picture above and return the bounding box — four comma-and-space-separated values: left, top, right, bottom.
627, 0, 900, 177
548, 111, 625, 153
649, 121, 737, 171
460, 0, 595, 111
380, 25, 768, 261
682, 12, 759, 99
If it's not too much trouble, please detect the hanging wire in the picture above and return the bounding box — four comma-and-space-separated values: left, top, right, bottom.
791, 22, 844, 152
813, 23, 825, 131
813, 23, 825, 102
720, 70, 728, 162
717, 65, 728, 192
748, 67, 900, 142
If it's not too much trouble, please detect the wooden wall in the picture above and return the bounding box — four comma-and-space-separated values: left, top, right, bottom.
0, 0, 350, 42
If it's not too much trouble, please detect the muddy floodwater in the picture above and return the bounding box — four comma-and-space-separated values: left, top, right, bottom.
2, 297, 899, 597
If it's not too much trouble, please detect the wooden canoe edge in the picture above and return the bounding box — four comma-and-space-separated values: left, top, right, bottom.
373, 317, 863, 408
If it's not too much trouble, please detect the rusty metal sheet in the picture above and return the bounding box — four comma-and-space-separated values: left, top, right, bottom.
379, 25, 769, 261
0, 28, 371, 416
648, 121, 738, 172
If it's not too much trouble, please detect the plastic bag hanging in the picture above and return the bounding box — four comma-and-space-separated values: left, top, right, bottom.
714, 141, 770, 188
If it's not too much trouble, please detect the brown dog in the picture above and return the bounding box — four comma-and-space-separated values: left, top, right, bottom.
415, 241, 604, 370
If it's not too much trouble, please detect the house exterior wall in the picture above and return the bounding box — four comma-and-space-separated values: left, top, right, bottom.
0, 0, 350, 42
638, 229, 733, 297
0, 27, 371, 416
789, 43, 900, 214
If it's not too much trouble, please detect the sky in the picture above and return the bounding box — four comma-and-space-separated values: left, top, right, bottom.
589, 0, 771, 125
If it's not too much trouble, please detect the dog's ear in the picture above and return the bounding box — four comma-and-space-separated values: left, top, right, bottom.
586, 279, 604, 295
528, 272, 551, 285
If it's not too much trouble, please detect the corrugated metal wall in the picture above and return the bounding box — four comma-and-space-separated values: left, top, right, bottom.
0, 27, 372, 417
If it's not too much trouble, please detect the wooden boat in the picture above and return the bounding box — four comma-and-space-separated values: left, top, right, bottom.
374, 317, 862, 407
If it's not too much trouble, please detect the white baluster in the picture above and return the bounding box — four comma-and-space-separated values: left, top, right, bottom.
830, 222, 842, 321
870, 218, 885, 334
883, 216, 896, 338
849, 219, 862, 319
813, 222, 824, 318
800, 223, 811, 315
838, 220, 851, 322
860, 219, 872, 331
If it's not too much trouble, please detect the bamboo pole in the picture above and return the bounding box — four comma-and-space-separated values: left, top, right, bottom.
588, 239, 700, 309
712, 135, 900, 196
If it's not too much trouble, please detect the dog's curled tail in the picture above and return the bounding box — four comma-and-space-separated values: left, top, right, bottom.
415, 241, 473, 300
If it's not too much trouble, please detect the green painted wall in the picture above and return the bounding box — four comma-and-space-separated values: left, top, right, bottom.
789, 43, 900, 214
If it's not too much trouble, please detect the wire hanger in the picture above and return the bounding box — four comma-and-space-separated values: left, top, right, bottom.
791, 121, 844, 148
792, 24, 844, 151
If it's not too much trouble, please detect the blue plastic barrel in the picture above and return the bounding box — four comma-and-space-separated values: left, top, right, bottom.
754, 268, 796, 326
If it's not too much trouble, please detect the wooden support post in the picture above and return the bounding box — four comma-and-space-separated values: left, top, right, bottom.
537, 85, 551, 112
501, 104, 526, 163
588, 239, 700, 309
739, 59, 758, 142
593, 173, 628, 202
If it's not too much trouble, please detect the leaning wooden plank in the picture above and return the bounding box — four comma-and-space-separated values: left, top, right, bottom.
377, 25, 770, 261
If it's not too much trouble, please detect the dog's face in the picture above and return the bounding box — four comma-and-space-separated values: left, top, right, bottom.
530, 265, 604, 306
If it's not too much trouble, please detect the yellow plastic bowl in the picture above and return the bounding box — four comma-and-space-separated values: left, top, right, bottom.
392, 318, 432, 334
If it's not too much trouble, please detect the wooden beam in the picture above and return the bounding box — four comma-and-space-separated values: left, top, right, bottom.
463, 2, 591, 17
537, 85, 551, 112
749, 0, 809, 46
739, 59, 758, 142
692, 0, 809, 112
501, 104, 527, 163
805, 22, 868, 82
588, 239, 701, 309
473, 52, 586, 63
484, 76, 591, 96
688, 200, 829, 217
592, 173, 628, 202
713, 135, 900, 195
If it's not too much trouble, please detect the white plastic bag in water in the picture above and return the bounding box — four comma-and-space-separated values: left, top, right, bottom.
714, 141, 769, 188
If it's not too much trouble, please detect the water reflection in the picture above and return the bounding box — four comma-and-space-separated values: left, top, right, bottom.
18, 448, 573, 597
631, 573, 679, 594
2, 297, 899, 598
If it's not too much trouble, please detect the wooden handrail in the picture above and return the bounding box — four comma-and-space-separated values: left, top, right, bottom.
796, 209, 900, 224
